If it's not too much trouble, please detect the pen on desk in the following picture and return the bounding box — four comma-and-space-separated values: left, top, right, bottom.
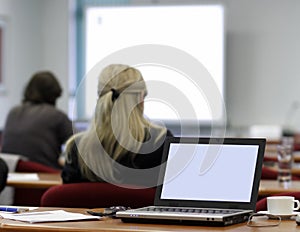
0, 207, 29, 213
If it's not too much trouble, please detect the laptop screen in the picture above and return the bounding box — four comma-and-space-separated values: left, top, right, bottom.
155, 137, 265, 210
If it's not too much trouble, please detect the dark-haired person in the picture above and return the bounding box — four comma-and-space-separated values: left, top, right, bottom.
0, 157, 8, 193
1, 71, 73, 169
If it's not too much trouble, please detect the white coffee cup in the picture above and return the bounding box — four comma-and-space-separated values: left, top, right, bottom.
267, 196, 300, 215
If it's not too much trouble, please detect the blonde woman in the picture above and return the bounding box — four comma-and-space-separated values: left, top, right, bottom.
62, 64, 173, 187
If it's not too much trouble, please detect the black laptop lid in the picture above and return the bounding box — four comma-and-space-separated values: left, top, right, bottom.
154, 137, 266, 211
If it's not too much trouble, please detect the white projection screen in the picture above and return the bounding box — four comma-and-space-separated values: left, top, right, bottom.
84, 5, 225, 126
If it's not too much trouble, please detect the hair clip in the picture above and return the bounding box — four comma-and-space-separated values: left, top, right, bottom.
111, 88, 120, 101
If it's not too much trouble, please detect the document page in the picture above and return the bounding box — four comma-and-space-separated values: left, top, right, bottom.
7, 173, 39, 181
0, 210, 101, 223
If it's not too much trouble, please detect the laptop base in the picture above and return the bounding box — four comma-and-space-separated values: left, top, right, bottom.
119, 213, 250, 227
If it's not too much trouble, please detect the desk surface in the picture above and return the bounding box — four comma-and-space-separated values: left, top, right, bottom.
6, 173, 62, 189
259, 180, 300, 196
264, 145, 300, 163
0, 207, 299, 232
6, 173, 300, 196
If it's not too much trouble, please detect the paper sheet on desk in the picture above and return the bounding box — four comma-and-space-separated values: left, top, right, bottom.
0, 210, 101, 223
8, 173, 39, 181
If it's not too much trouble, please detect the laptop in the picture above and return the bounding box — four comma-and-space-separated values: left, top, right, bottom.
116, 137, 266, 226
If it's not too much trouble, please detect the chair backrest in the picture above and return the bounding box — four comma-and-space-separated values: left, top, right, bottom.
261, 166, 300, 180
16, 160, 60, 173
261, 166, 279, 180
13, 160, 60, 206
41, 182, 156, 209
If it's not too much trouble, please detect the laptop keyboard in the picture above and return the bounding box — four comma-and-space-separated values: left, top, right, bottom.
139, 207, 241, 215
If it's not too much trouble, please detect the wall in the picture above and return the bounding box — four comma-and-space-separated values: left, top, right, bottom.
0, 0, 300, 133
0, 0, 69, 128
224, 0, 300, 131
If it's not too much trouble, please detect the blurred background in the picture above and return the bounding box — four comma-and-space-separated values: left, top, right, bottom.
0, 0, 299, 139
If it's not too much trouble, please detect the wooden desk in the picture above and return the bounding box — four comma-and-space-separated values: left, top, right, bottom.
6, 174, 300, 197
292, 167, 300, 176
264, 166, 300, 177
0, 207, 299, 232
259, 180, 300, 196
7, 173, 62, 189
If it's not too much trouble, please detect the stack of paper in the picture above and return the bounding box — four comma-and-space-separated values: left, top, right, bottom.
0, 210, 101, 223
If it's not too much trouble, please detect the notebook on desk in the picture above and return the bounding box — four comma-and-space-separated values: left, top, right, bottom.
116, 137, 266, 226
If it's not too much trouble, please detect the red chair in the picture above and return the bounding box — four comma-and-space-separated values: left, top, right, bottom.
16, 160, 60, 173
14, 160, 60, 206
256, 192, 300, 212
41, 182, 156, 209
261, 166, 279, 180
263, 156, 277, 163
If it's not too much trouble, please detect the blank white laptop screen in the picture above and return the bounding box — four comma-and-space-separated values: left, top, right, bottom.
161, 143, 259, 203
